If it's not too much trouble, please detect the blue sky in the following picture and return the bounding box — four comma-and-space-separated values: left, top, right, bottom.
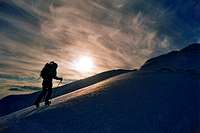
0, 0, 199, 96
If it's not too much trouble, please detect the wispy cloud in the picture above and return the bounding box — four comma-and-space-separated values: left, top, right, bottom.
0, 0, 199, 92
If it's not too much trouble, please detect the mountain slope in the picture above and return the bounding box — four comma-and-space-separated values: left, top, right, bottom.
1, 71, 199, 133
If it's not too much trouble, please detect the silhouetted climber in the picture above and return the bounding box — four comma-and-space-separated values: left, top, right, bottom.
34, 61, 63, 108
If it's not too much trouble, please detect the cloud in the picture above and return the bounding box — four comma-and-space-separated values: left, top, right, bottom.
9, 85, 40, 92
0, 0, 199, 88
40, 0, 170, 66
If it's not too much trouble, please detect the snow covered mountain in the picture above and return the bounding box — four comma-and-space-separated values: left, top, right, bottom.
0, 44, 199, 133
141, 43, 200, 73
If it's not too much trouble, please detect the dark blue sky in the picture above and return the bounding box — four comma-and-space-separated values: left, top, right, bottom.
0, 0, 199, 96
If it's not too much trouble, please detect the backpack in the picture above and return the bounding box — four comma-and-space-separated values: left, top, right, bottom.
40, 63, 57, 79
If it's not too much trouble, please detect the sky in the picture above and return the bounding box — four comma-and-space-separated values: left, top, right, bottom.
0, 0, 200, 97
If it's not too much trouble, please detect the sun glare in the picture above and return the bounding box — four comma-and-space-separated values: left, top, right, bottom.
73, 56, 95, 73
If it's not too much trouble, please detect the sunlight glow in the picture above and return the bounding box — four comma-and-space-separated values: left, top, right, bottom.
73, 56, 95, 73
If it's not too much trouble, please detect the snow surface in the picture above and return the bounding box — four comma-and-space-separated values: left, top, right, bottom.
0, 70, 199, 133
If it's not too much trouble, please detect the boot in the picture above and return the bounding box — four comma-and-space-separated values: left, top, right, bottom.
34, 102, 40, 108
45, 101, 51, 106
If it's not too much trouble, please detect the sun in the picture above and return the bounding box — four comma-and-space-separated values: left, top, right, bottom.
73, 56, 95, 73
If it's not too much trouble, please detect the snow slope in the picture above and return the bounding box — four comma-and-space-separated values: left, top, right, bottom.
0, 70, 199, 133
